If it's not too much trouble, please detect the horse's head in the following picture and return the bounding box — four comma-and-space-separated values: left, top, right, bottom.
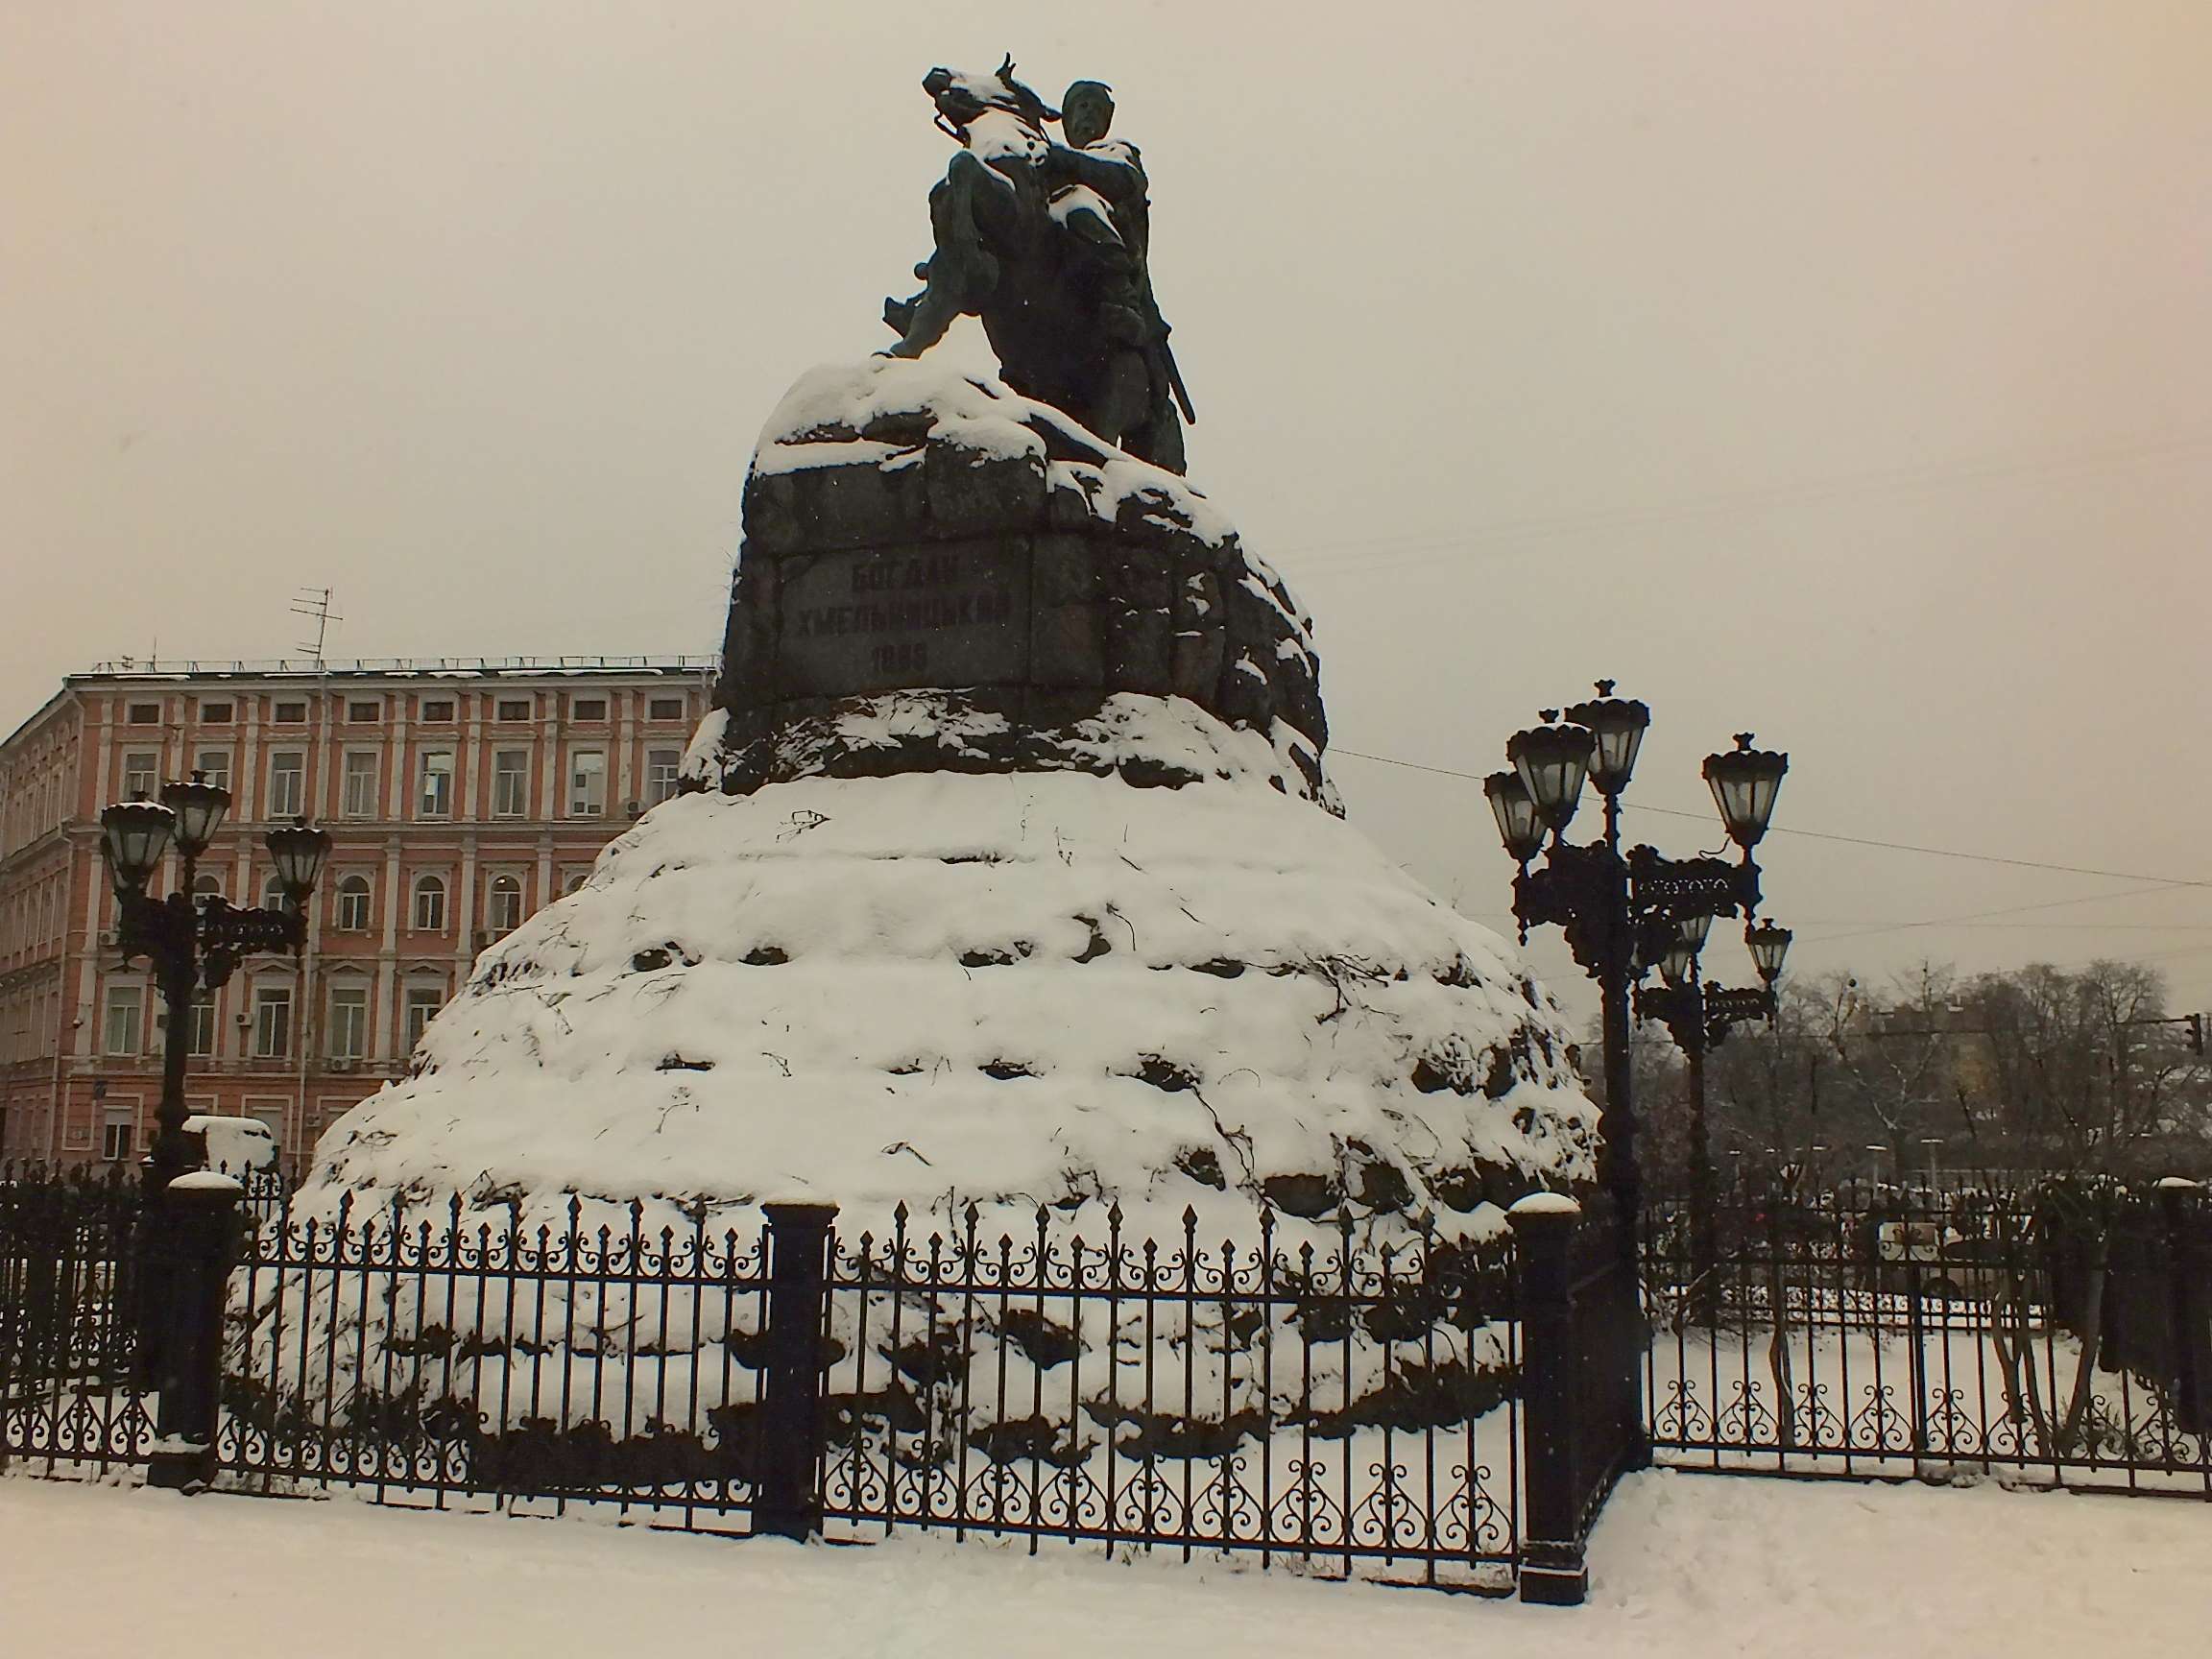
922, 57, 1054, 137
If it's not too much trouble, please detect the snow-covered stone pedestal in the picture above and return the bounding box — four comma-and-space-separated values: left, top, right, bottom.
307, 358, 1596, 1243
262, 360, 1599, 1491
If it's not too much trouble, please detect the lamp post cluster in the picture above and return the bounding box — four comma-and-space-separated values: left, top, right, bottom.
99, 775, 331, 1193
1482, 684, 1790, 1254
98, 772, 330, 1487
1634, 916, 1793, 1323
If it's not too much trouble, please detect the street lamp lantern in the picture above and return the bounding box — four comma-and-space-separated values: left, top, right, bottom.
1674, 908, 1714, 955
160, 771, 232, 859
1482, 770, 1547, 865
265, 818, 333, 902
100, 799, 175, 895
1506, 714, 1595, 835
1703, 733, 1790, 851
1745, 919, 1792, 984
1564, 681, 1650, 798
1658, 937, 1698, 987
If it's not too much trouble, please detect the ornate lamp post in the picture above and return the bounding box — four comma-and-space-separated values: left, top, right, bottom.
100, 774, 331, 1193
1483, 689, 1788, 1236
1483, 685, 1786, 1464
1635, 917, 1792, 1324
100, 773, 328, 1489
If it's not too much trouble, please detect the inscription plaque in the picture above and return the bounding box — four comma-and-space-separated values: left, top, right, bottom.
776, 540, 1032, 696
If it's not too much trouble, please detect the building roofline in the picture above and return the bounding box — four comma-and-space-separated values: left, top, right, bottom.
72, 654, 714, 682
5, 656, 715, 756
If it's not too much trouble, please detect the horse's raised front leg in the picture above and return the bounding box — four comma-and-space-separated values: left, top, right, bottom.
883, 152, 1001, 359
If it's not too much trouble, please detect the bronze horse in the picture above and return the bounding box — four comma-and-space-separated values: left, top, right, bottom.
883, 61, 1188, 472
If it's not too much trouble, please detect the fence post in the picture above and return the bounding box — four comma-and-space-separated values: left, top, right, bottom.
1510, 1192, 1586, 1606
756, 1201, 838, 1540
2156, 1179, 2208, 1436
145, 1172, 244, 1492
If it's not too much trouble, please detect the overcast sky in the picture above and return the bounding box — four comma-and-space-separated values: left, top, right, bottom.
4, 2, 2207, 1021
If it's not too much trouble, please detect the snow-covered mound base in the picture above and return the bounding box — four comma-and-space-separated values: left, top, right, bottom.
308, 697, 1594, 1247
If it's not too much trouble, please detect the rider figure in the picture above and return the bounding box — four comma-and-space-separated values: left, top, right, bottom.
881, 66, 1192, 473
1040, 80, 1189, 472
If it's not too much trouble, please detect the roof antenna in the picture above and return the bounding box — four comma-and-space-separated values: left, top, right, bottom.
290, 588, 341, 667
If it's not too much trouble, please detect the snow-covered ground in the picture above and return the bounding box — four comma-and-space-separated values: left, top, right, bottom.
5, 1468, 2204, 1657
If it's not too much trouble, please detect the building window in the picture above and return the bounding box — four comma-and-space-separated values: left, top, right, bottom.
495, 698, 530, 722
418, 750, 453, 818
326, 984, 368, 1060
568, 750, 606, 817
562, 870, 589, 897
191, 872, 223, 902
122, 751, 159, 799
185, 996, 217, 1058
261, 874, 287, 912
413, 875, 447, 932
569, 697, 608, 722
252, 986, 293, 1058
127, 702, 160, 725
404, 983, 444, 1050
342, 751, 378, 818
273, 700, 307, 724
194, 748, 231, 793
493, 750, 530, 817
102, 1117, 135, 1163
420, 698, 455, 722
486, 875, 523, 933
646, 749, 682, 805
648, 696, 685, 720
198, 699, 234, 724
269, 751, 305, 817
347, 700, 380, 722
103, 984, 143, 1056
335, 875, 372, 932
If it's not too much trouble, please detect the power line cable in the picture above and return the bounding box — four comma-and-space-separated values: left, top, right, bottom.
1330, 747, 2211, 890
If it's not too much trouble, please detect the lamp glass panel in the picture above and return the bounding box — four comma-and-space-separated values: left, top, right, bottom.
1484, 773, 1544, 860
162, 779, 232, 854
101, 804, 174, 886
266, 824, 332, 892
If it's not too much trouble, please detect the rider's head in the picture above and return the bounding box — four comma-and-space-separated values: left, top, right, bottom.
1060, 81, 1116, 148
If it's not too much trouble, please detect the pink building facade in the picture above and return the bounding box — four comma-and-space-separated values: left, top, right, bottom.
0, 658, 712, 1177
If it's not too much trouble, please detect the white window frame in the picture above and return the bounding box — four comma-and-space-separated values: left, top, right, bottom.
403, 982, 445, 1050
335, 875, 373, 932
326, 984, 369, 1060
185, 996, 217, 1058
342, 750, 379, 819
268, 750, 306, 818
194, 748, 232, 793
412, 875, 447, 932
252, 985, 293, 1058
103, 984, 143, 1056
646, 749, 682, 805
568, 750, 607, 818
122, 751, 159, 800
418, 750, 454, 819
492, 750, 531, 818
486, 875, 523, 933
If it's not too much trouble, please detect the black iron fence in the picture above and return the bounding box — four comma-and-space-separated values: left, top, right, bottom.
0, 1165, 1645, 1601
0, 1166, 149, 1477
818, 1201, 1523, 1588
1641, 1181, 2212, 1497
